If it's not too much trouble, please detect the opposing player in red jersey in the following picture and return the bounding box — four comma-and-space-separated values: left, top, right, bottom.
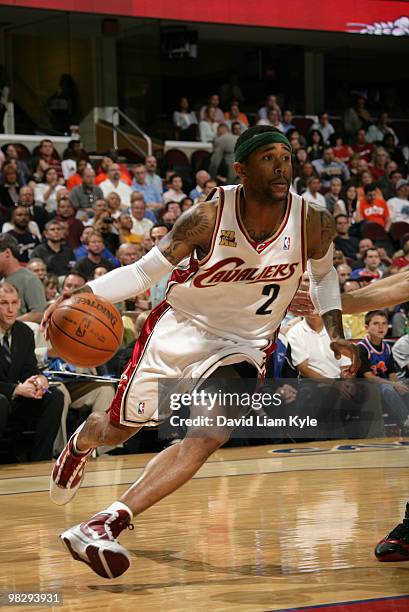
42, 126, 359, 579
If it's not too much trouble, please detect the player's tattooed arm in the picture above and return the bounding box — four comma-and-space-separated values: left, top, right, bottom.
159, 201, 217, 265
306, 203, 336, 260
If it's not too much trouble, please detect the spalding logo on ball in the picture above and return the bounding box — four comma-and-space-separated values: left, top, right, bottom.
48, 294, 124, 367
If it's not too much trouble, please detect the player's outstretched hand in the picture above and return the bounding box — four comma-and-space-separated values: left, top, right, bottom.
40, 289, 72, 339
330, 339, 361, 376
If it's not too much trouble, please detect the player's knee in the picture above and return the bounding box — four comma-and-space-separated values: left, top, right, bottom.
181, 433, 229, 461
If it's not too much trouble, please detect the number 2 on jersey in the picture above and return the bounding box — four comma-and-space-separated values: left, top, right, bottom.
256, 284, 280, 315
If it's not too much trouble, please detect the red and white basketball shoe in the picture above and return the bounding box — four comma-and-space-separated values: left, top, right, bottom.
50, 424, 94, 505
375, 502, 409, 562
60, 509, 133, 579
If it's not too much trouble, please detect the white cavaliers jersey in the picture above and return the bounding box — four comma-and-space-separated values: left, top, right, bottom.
166, 185, 307, 350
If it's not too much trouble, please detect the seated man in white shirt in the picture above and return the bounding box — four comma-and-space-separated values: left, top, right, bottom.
304, 177, 326, 209
99, 164, 132, 206
387, 179, 409, 224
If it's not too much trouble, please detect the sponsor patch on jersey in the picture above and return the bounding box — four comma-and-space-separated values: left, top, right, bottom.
219, 229, 237, 247
283, 236, 290, 250
137, 401, 145, 415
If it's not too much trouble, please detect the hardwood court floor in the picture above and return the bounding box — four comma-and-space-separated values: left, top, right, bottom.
1, 439, 409, 611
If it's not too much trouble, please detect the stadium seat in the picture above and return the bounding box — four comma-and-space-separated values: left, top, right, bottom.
362, 222, 389, 242
191, 149, 211, 173
164, 148, 190, 170
389, 222, 409, 243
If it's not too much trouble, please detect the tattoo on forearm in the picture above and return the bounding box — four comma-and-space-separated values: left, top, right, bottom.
320, 210, 336, 246
161, 205, 212, 264
322, 309, 345, 341
307, 207, 336, 258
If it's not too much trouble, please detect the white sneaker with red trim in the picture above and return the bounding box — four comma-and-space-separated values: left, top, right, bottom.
50, 424, 94, 505
60, 509, 133, 578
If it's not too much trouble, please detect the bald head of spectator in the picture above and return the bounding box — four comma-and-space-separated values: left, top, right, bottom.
196, 170, 210, 189
83, 166, 96, 187
107, 163, 121, 183
337, 264, 352, 288
118, 242, 143, 266
27, 258, 47, 281
343, 280, 360, 293
19, 185, 35, 208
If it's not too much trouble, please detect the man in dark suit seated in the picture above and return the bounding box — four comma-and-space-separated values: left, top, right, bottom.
0, 282, 64, 461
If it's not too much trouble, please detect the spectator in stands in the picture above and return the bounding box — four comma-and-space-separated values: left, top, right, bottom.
336, 184, 358, 220
36, 138, 62, 179
324, 177, 344, 214
131, 164, 162, 208
387, 179, 409, 224
28, 158, 48, 190
306, 129, 324, 161
281, 109, 296, 134
129, 191, 156, 222
257, 109, 284, 131
30, 220, 75, 276
180, 196, 193, 211
337, 263, 352, 289
99, 163, 132, 205
312, 147, 350, 188
164, 201, 182, 219
0, 163, 21, 214
149, 223, 172, 307
378, 161, 400, 201
350, 247, 383, 280
83, 197, 109, 227
70, 167, 103, 211
18, 185, 50, 233
95, 157, 116, 185
141, 231, 153, 253
304, 176, 326, 208
0, 234, 46, 323
382, 133, 405, 168
333, 249, 347, 268
209, 123, 238, 185
117, 212, 142, 246
334, 214, 359, 259
392, 333, 409, 379
224, 100, 249, 132
293, 148, 308, 176
27, 258, 47, 281
352, 128, 374, 163
117, 243, 143, 267
343, 96, 373, 140
293, 161, 315, 196
163, 174, 187, 204
257, 95, 281, 121
287, 129, 303, 151
6, 206, 39, 263
392, 239, 409, 269
93, 217, 119, 255
2, 200, 41, 244
199, 179, 217, 202
351, 238, 374, 269
43, 273, 59, 302
54, 193, 84, 249
34, 167, 64, 213
74, 226, 119, 267
129, 198, 153, 237
356, 170, 383, 202
356, 183, 390, 229
0, 282, 64, 461
145, 155, 163, 200
342, 279, 367, 339
173, 97, 198, 141
332, 135, 353, 165
106, 192, 123, 219
74, 231, 115, 279
310, 112, 335, 145
189, 170, 210, 200
199, 106, 219, 143
369, 147, 389, 181
4, 144, 30, 181
63, 271, 88, 292
367, 112, 398, 145
200, 94, 224, 123
358, 310, 409, 429
66, 159, 88, 191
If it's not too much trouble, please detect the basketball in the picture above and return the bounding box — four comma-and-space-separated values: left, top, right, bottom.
48, 294, 124, 367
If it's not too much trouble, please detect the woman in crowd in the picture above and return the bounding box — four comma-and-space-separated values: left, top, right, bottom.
199, 106, 219, 143
34, 166, 65, 213
173, 96, 198, 141
307, 129, 324, 161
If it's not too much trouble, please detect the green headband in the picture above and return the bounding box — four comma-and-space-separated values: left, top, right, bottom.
234, 131, 292, 163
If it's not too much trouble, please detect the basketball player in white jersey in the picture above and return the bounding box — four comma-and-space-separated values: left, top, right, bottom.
42, 126, 359, 579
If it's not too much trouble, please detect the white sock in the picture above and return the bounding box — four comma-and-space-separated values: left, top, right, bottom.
106, 501, 133, 520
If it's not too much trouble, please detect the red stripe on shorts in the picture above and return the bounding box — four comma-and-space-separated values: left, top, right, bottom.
108, 301, 171, 425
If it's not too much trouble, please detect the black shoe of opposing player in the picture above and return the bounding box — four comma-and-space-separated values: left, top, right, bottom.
375, 502, 409, 562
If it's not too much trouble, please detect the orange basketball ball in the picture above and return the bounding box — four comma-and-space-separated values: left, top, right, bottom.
48, 294, 124, 367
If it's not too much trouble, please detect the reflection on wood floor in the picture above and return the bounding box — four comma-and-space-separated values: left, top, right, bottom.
1, 439, 409, 611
